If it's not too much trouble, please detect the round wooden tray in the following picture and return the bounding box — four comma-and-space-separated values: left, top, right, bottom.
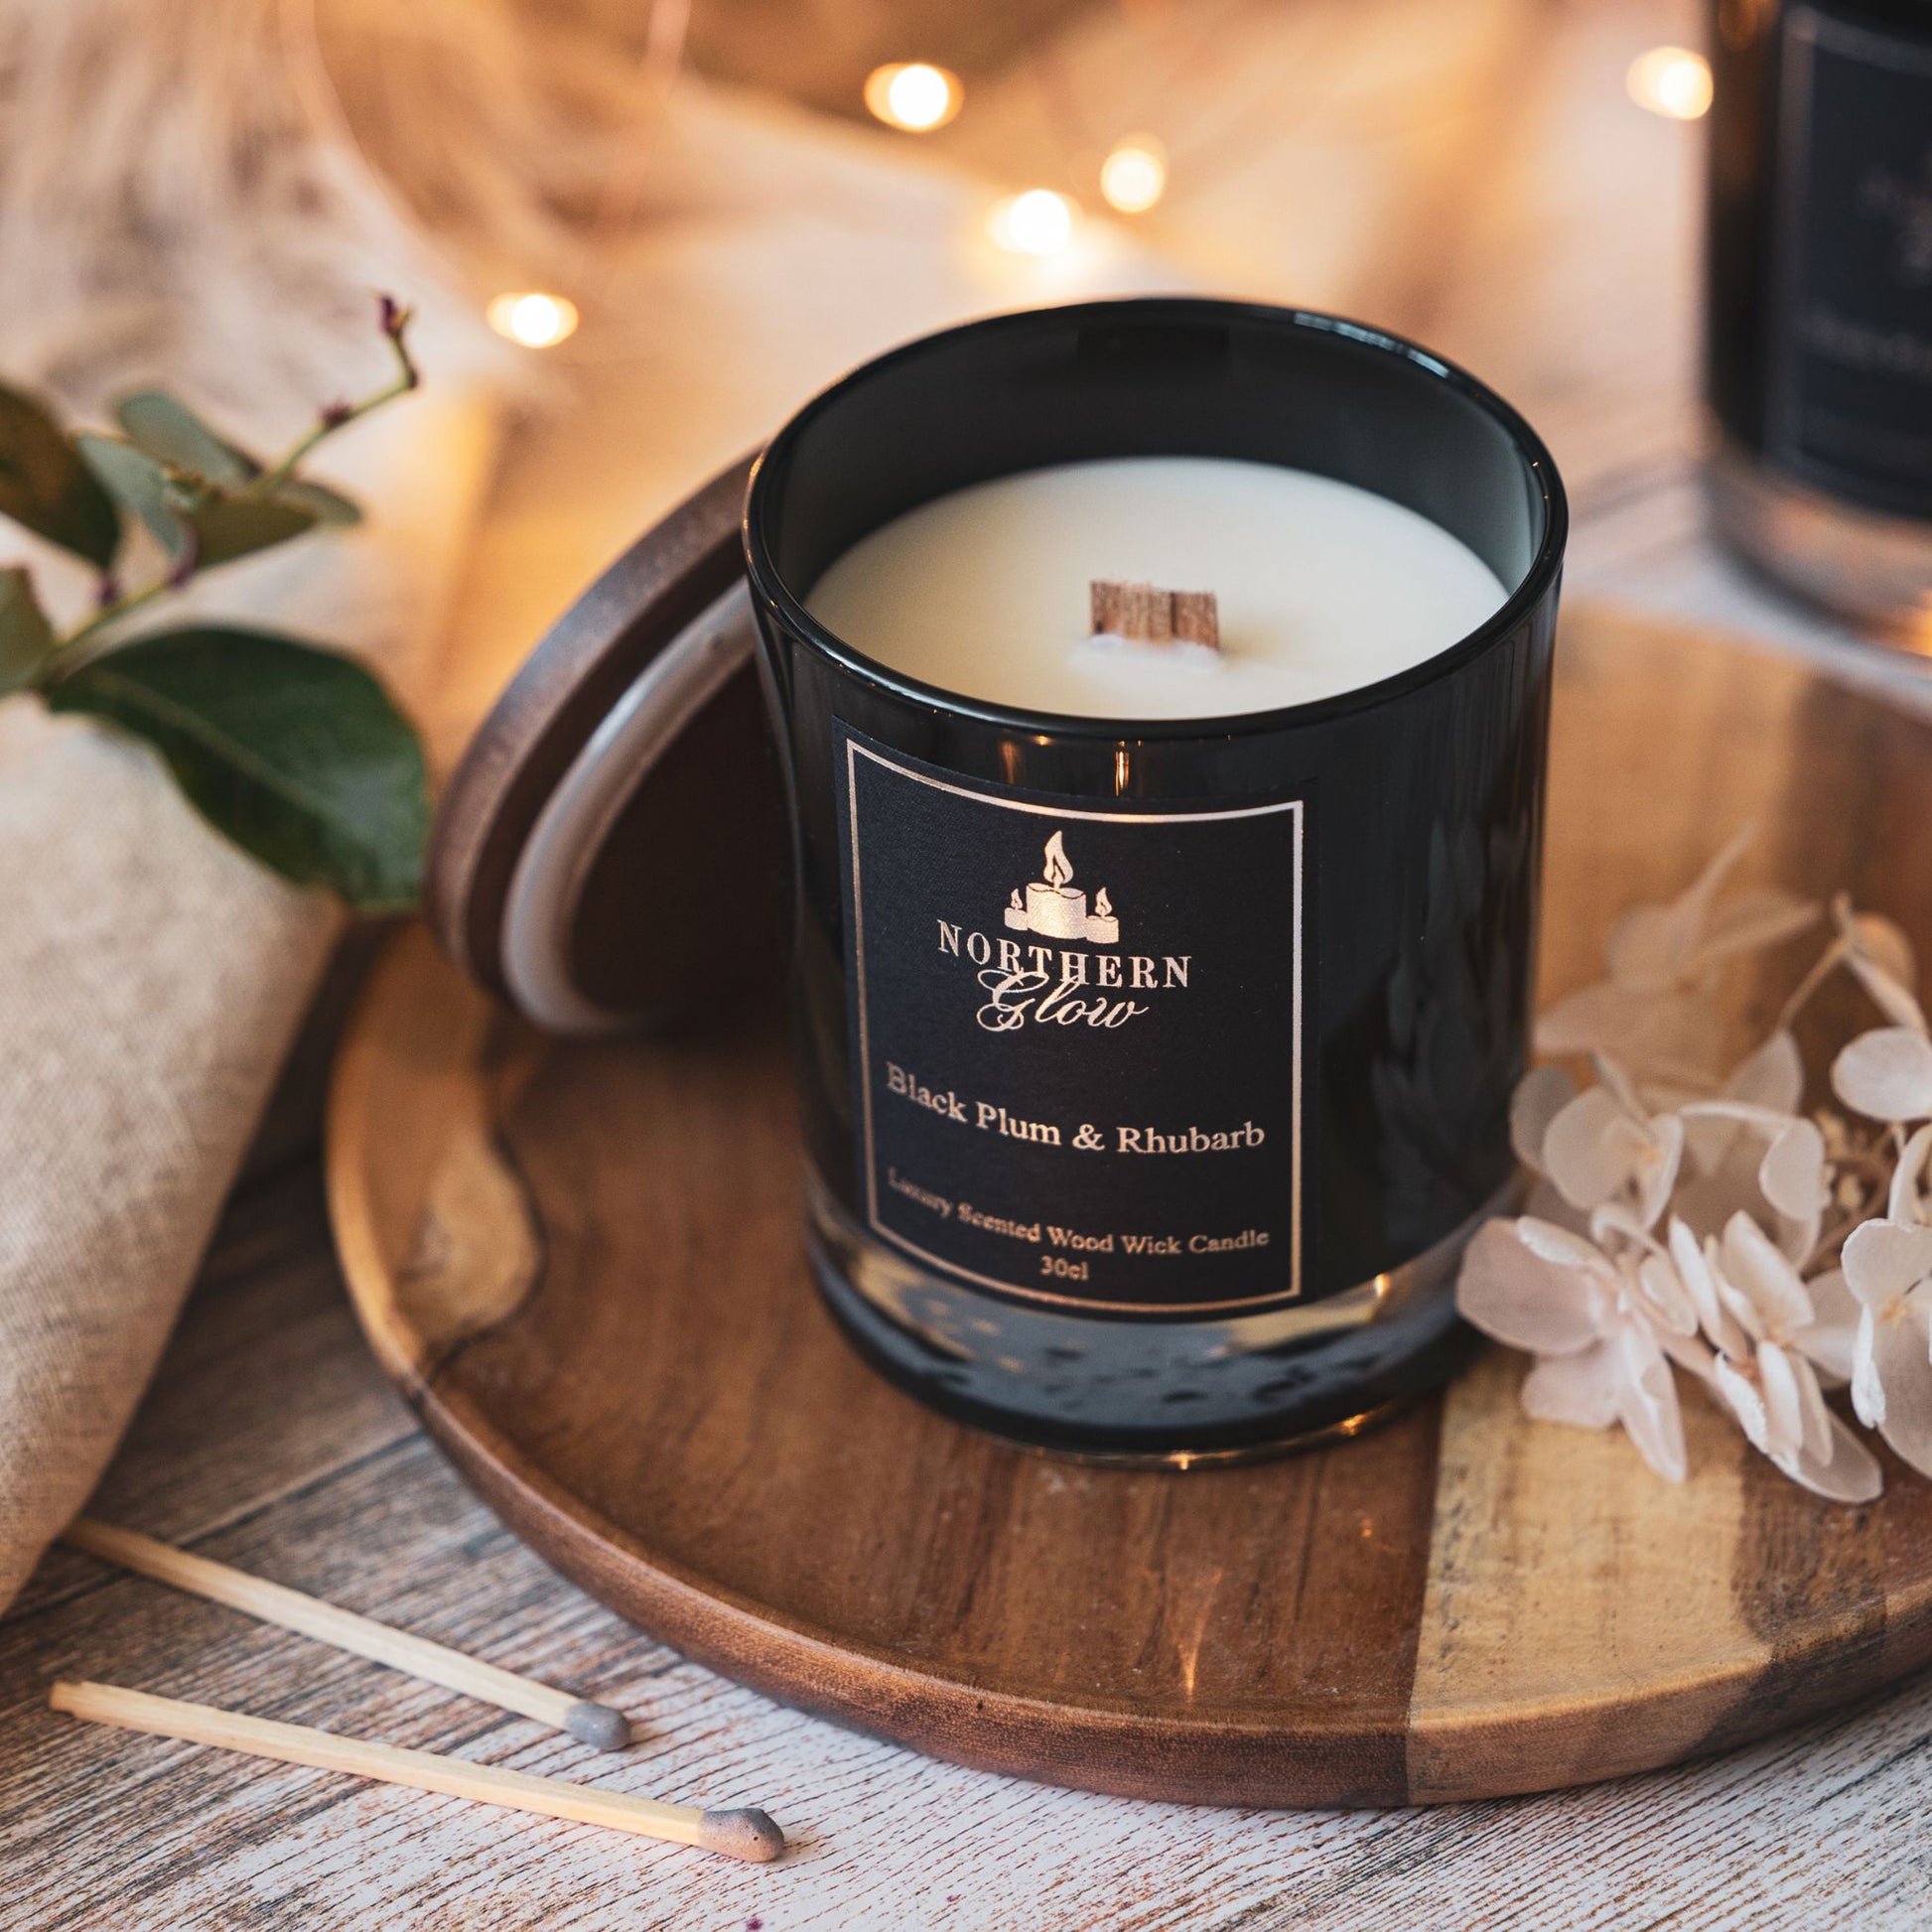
328, 607, 1932, 1808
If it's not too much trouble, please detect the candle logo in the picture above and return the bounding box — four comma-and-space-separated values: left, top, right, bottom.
936, 815, 1192, 1031
1005, 830, 1120, 944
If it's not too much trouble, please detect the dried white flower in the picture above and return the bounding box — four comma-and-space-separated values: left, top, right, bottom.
1678, 1098, 1830, 1265
1842, 1217, 1932, 1480
1458, 1216, 1703, 1481
1830, 896, 1922, 1033
1672, 1031, 1803, 1175
1458, 831, 1928, 1503
1678, 1213, 1879, 1501
1802, 897, 1928, 1124
1834, 1029, 1932, 1125
1536, 828, 1817, 1086
1533, 1055, 1685, 1229
1889, 1121, 1932, 1226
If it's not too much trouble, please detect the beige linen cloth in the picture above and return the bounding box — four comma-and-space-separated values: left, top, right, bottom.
0, 388, 499, 1612
0, 74, 1193, 1613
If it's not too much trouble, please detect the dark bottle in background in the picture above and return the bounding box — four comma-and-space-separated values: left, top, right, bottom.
1706, 0, 1932, 642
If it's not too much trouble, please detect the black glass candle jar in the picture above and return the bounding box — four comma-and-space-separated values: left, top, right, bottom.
1706, 0, 1932, 638
743, 299, 1566, 1462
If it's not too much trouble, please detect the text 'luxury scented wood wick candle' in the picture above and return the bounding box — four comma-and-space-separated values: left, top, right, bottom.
745, 299, 1567, 1461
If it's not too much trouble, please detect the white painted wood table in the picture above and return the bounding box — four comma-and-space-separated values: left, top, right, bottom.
6, 0, 1932, 1924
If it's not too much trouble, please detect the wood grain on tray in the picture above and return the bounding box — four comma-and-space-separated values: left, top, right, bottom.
327, 606, 1932, 1808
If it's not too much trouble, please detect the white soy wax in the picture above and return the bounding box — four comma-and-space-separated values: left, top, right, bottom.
806, 456, 1511, 719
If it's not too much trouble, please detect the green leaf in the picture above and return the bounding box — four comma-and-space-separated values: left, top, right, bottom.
77, 433, 189, 559
47, 625, 429, 909
180, 491, 317, 565
115, 390, 256, 487
271, 476, 362, 526
0, 567, 56, 695
78, 438, 322, 570
0, 385, 120, 567
116, 391, 361, 526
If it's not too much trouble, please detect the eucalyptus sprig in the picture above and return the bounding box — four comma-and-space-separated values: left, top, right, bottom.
0, 298, 430, 910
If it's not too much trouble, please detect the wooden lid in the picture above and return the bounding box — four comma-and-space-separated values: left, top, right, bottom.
425, 453, 784, 1034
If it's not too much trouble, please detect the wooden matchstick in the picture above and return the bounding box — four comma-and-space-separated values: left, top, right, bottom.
62, 1518, 631, 1751
50, 1682, 784, 1863
1089, 579, 1220, 649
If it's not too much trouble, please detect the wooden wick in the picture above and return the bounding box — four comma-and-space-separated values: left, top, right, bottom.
63, 1518, 631, 1752
1089, 580, 1220, 649
50, 1682, 785, 1863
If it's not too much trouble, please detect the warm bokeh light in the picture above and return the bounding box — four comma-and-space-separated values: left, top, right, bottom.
988, 189, 1076, 256
1626, 46, 1714, 119
1099, 138, 1168, 214
863, 62, 962, 132
485, 291, 580, 347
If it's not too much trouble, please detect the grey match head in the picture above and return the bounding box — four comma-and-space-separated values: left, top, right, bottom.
697, 1807, 786, 1863
563, 1700, 632, 1751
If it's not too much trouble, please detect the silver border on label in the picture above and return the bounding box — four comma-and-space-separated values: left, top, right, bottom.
844, 738, 1305, 1316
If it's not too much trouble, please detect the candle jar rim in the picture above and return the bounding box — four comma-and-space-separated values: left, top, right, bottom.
744, 297, 1567, 741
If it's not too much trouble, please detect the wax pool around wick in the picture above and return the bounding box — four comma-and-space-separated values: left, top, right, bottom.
805, 457, 1511, 720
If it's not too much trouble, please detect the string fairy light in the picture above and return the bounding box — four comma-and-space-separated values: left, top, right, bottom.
486, 292, 580, 348
864, 62, 963, 132
1625, 46, 1714, 119
988, 189, 1077, 256
1099, 136, 1168, 213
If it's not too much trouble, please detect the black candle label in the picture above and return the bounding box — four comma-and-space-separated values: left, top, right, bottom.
837, 726, 1304, 1313
1769, 6, 1932, 517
